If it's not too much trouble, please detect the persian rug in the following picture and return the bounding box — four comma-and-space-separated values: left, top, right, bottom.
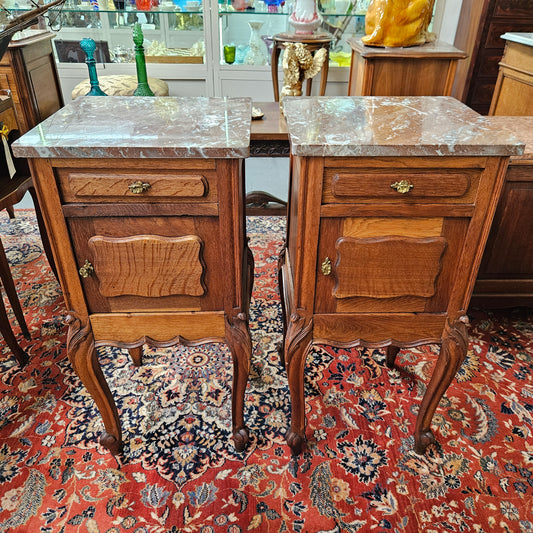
0, 209, 532, 533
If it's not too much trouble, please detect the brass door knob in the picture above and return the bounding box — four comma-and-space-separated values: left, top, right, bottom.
321, 257, 332, 276
79, 260, 94, 278
391, 180, 414, 194
128, 181, 151, 194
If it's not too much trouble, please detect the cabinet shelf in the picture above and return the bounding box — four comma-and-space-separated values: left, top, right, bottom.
9, 0, 367, 100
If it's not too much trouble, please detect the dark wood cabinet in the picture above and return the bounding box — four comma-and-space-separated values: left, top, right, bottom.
453, 0, 533, 114
472, 116, 533, 308
0, 31, 63, 133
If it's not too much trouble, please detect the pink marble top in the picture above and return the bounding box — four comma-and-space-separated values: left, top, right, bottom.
282, 97, 525, 158
484, 116, 533, 162
12, 96, 252, 159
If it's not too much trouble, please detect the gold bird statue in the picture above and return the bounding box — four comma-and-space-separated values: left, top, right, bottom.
362, 0, 437, 48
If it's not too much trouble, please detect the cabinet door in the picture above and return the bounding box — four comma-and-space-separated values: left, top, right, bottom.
67, 215, 225, 313
315, 216, 469, 314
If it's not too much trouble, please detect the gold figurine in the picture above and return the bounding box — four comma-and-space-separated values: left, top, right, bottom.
280, 43, 327, 107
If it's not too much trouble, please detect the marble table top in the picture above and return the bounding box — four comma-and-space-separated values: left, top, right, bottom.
347, 38, 467, 58
486, 116, 533, 162
282, 96, 525, 158
501, 32, 533, 48
12, 96, 252, 159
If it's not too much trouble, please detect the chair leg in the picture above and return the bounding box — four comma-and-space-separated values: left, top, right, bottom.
6, 206, 15, 219
0, 286, 28, 367
28, 186, 58, 280
0, 238, 30, 340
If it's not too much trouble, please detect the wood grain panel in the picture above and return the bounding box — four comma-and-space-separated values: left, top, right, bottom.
90, 312, 226, 344
59, 170, 214, 203
66, 173, 208, 198
323, 169, 479, 204
343, 217, 443, 238
313, 313, 446, 345
89, 234, 205, 298
333, 236, 447, 299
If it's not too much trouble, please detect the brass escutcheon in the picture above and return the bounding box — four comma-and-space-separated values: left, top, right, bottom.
128, 180, 151, 194
79, 260, 94, 278
321, 257, 332, 276
391, 179, 414, 194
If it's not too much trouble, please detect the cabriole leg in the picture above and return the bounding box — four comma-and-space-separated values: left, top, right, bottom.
414, 316, 469, 454
226, 312, 252, 452
66, 315, 123, 455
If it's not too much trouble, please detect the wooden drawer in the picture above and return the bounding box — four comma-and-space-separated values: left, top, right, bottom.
57, 163, 218, 204
67, 215, 225, 314
322, 161, 482, 205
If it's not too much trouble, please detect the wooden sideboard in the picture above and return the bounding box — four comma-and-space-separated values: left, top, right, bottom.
347, 39, 467, 96
13, 96, 253, 455
280, 96, 522, 456
489, 32, 533, 116
0, 30, 63, 134
473, 116, 533, 308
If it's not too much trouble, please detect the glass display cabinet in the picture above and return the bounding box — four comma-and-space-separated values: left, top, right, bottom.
3, 0, 374, 99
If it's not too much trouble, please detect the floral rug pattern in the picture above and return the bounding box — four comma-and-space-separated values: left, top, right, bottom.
0, 210, 532, 533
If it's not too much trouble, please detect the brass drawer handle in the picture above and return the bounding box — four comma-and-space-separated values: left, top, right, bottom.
128, 180, 151, 194
321, 257, 332, 276
79, 260, 94, 278
391, 180, 414, 194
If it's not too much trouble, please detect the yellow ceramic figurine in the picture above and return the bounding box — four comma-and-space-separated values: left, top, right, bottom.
362, 0, 436, 47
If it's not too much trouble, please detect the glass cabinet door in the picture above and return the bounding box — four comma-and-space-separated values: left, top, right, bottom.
46, 1, 205, 64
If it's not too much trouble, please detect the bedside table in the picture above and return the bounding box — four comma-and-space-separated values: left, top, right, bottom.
13, 96, 253, 455
280, 96, 523, 455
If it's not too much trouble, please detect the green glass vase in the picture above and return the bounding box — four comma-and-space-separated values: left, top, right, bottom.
132, 23, 155, 97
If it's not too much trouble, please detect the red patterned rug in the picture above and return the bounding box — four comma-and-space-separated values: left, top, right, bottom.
0, 209, 532, 533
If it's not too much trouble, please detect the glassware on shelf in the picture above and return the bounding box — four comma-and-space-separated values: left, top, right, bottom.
223, 44, 236, 63
263, 0, 282, 13
231, 0, 248, 10
244, 21, 268, 65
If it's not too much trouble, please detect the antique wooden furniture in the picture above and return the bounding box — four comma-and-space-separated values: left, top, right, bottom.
271, 33, 333, 102
347, 38, 467, 96
453, 0, 533, 114
280, 96, 523, 456
0, 92, 39, 366
473, 116, 533, 308
0, 91, 57, 278
13, 96, 253, 455
489, 33, 533, 116
246, 101, 289, 215
0, 30, 63, 134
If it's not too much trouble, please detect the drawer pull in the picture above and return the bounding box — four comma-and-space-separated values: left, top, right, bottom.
321, 257, 332, 276
391, 180, 414, 194
128, 181, 151, 194
79, 260, 94, 278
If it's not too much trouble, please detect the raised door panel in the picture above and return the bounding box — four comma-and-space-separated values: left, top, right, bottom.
315, 216, 469, 314
26, 58, 62, 122
493, 0, 533, 18
67, 216, 225, 313
478, 173, 533, 276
